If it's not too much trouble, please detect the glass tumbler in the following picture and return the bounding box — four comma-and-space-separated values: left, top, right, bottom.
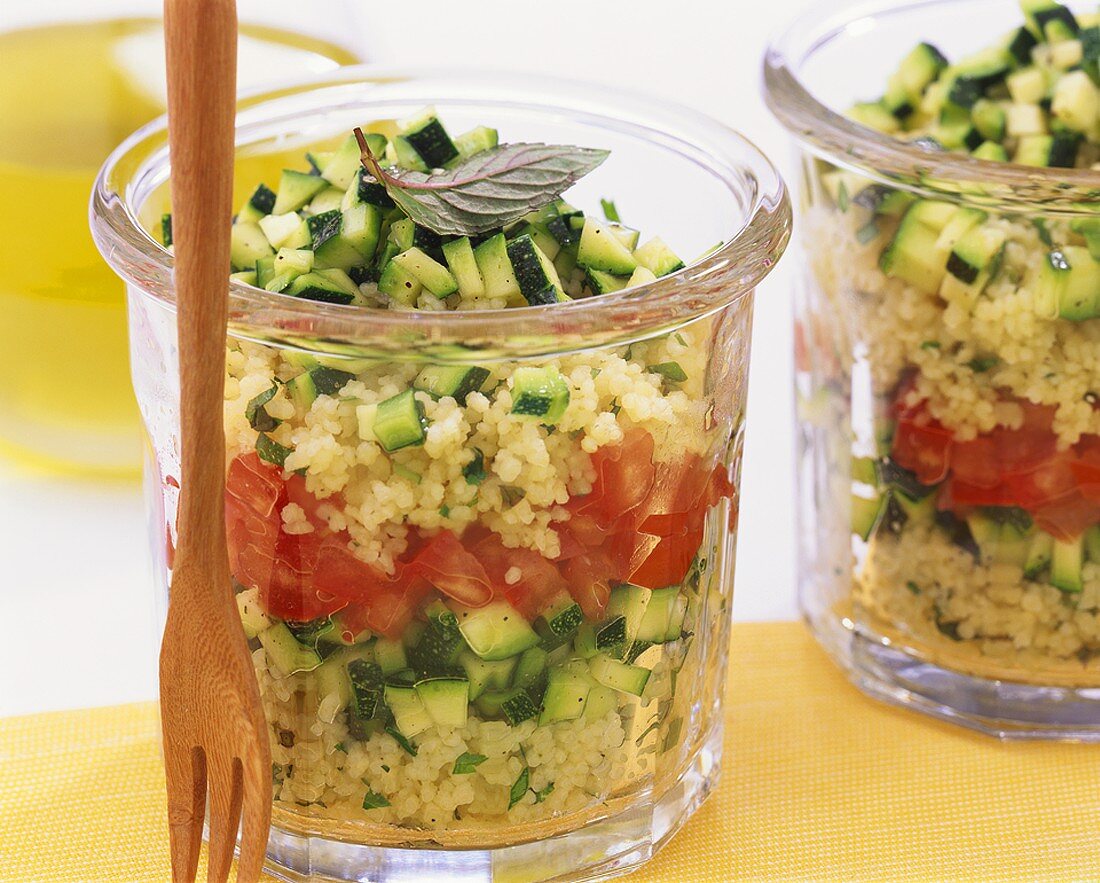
766, 0, 1100, 739
92, 69, 790, 880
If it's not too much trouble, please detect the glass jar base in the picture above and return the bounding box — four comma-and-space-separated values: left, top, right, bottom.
254, 724, 722, 883
808, 610, 1100, 742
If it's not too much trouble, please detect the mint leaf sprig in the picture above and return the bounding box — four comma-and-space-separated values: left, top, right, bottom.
354, 127, 608, 237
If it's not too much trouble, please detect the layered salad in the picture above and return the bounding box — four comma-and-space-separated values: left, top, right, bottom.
161, 108, 738, 836
802, 0, 1100, 681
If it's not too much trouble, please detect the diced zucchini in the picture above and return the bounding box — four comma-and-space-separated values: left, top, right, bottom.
459, 651, 517, 700
588, 653, 650, 696
626, 266, 658, 288
852, 493, 887, 541
848, 101, 902, 133
537, 666, 591, 725
383, 684, 433, 738
374, 638, 408, 676
441, 237, 485, 299
879, 200, 961, 294
506, 234, 569, 304
1014, 132, 1080, 167
399, 107, 459, 168
286, 365, 356, 410
236, 588, 271, 638
601, 584, 652, 658
274, 169, 328, 214
946, 225, 1007, 285
894, 42, 949, 98
321, 133, 367, 191
1036, 246, 1100, 321
577, 218, 638, 275
509, 366, 570, 424
391, 247, 458, 297
230, 222, 274, 272
632, 237, 685, 277
414, 677, 468, 728
1052, 69, 1100, 133
347, 659, 384, 720
452, 125, 499, 160
285, 271, 356, 305
308, 186, 346, 216
450, 599, 540, 661
512, 646, 548, 691
259, 212, 311, 251
536, 593, 584, 640
473, 233, 522, 303
372, 389, 427, 452
378, 257, 424, 305
1050, 534, 1085, 593
585, 269, 628, 295
635, 587, 683, 643
259, 622, 322, 675
413, 364, 489, 405
1024, 532, 1054, 579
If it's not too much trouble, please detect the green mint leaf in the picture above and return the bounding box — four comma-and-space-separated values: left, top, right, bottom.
355, 129, 609, 236
385, 725, 418, 757
453, 752, 488, 775
508, 767, 530, 810
246, 383, 280, 432
534, 782, 554, 803
362, 790, 390, 810
600, 198, 620, 223
255, 432, 293, 468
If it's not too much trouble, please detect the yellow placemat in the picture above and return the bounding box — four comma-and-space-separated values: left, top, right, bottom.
2, 622, 1097, 882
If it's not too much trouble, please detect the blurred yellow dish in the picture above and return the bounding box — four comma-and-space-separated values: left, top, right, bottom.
0, 18, 358, 474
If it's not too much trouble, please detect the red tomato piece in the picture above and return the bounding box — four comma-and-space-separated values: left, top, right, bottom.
630, 525, 704, 589
469, 532, 567, 619
561, 552, 614, 620
571, 428, 656, 528
411, 530, 494, 607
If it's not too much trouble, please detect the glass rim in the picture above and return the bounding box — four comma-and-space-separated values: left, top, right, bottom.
91, 66, 790, 360
762, 0, 1100, 214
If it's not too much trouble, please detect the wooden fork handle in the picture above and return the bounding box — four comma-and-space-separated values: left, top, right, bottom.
165, 0, 238, 587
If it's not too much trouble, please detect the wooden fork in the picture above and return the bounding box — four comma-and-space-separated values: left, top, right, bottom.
160, 1, 272, 880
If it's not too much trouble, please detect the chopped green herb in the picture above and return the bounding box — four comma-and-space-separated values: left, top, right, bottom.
600, 198, 620, 223
246, 384, 281, 432
161, 213, 173, 247
856, 219, 879, 245
920, 341, 941, 350
906, 581, 921, 596
463, 447, 487, 485
674, 333, 688, 347
500, 485, 526, 508
966, 356, 999, 373
453, 752, 488, 774
440, 505, 451, 518
837, 180, 850, 213
385, 725, 418, 757
648, 361, 687, 383
508, 767, 530, 809
534, 782, 555, 803
256, 432, 293, 467
334, 742, 348, 754
362, 790, 390, 810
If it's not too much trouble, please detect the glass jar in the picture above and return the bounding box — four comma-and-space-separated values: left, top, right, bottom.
766, 0, 1100, 739
0, 0, 363, 475
92, 70, 790, 880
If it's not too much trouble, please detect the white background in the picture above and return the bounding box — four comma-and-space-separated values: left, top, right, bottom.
0, 0, 810, 716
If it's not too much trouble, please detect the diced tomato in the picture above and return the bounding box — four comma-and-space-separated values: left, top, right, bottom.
570, 428, 655, 528
561, 552, 614, 620
470, 532, 566, 619
338, 583, 431, 640
411, 531, 493, 607
226, 452, 284, 521
630, 525, 704, 589
284, 473, 343, 528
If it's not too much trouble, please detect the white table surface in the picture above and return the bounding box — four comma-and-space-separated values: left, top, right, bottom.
0, 0, 809, 717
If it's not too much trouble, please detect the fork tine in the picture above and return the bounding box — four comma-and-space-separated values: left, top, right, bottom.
205, 754, 244, 883
165, 744, 206, 883
235, 753, 273, 883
